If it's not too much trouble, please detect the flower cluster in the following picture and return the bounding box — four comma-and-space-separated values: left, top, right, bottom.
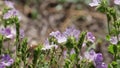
0, 27, 24, 39
3, 1, 21, 21
0, 54, 14, 68
49, 27, 95, 44
84, 50, 107, 68
41, 39, 58, 50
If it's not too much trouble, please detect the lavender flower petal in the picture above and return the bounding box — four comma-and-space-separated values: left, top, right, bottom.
114, 0, 120, 5
0, 54, 14, 67
96, 62, 107, 68
4, 1, 14, 8
89, 0, 100, 7
87, 32, 95, 43
110, 37, 118, 44
94, 53, 103, 64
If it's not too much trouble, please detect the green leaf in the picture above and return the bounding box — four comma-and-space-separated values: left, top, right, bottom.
65, 36, 76, 49
77, 32, 86, 49
106, 35, 111, 41
70, 54, 76, 61
108, 45, 117, 54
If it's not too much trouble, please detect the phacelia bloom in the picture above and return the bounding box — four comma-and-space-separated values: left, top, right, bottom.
94, 53, 103, 64
0, 54, 14, 67
3, 9, 21, 20
96, 62, 107, 68
110, 37, 118, 45
4, 1, 14, 8
114, 0, 120, 5
89, 0, 100, 7
63, 27, 80, 40
0, 27, 24, 39
50, 31, 67, 43
0, 28, 16, 39
41, 39, 58, 50
84, 50, 96, 61
86, 32, 95, 43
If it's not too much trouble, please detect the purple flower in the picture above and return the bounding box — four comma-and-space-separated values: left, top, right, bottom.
63, 27, 80, 40
86, 32, 95, 43
94, 53, 103, 64
0, 28, 15, 39
4, 1, 14, 8
50, 31, 67, 43
0, 63, 5, 68
114, 0, 120, 5
42, 39, 58, 50
84, 50, 96, 61
3, 9, 21, 20
110, 37, 118, 44
96, 62, 107, 68
0, 54, 14, 67
89, 0, 100, 7
0, 27, 24, 39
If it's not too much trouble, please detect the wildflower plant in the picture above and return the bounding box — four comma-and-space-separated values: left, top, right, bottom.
1, 0, 120, 68
89, 0, 120, 68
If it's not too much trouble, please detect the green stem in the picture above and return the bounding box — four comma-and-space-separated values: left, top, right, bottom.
15, 21, 20, 52
0, 35, 3, 55
106, 14, 111, 35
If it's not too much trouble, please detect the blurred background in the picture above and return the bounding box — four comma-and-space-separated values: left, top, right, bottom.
0, 0, 114, 64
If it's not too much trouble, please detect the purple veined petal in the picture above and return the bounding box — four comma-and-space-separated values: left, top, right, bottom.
49, 31, 60, 38
0, 63, 5, 68
50, 31, 67, 43
84, 50, 96, 61
4, 1, 14, 8
89, 49, 96, 56
114, 0, 120, 5
42, 39, 58, 50
57, 34, 67, 43
96, 62, 107, 68
94, 53, 103, 64
0, 54, 14, 67
110, 37, 118, 44
4, 28, 11, 35
3, 11, 12, 19
3, 9, 21, 20
72, 29, 80, 40
86, 32, 95, 43
63, 27, 80, 40
5, 28, 16, 39
89, 0, 100, 7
